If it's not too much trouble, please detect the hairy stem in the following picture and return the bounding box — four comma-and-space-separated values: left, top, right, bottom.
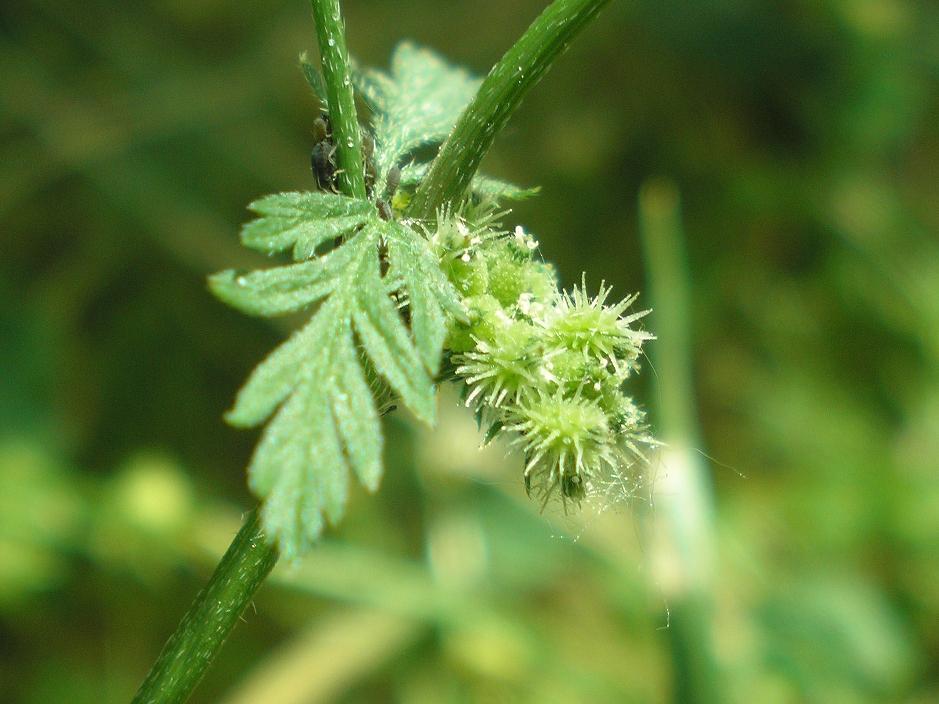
131, 508, 278, 704
311, 0, 366, 199
407, 0, 611, 218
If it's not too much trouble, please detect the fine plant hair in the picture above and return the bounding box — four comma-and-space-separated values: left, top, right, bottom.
132, 1, 651, 702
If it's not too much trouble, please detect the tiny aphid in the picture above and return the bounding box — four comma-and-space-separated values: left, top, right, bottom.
312, 115, 331, 143
310, 141, 337, 191
374, 163, 400, 220
310, 114, 338, 191
384, 165, 401, 200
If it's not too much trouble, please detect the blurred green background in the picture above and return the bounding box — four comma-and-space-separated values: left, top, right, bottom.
2, 0, 938, 702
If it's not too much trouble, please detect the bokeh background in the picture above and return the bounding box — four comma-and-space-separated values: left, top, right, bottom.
2, 0, 938, 701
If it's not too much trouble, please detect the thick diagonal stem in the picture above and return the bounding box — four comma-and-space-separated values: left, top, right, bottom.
408, 0, 611, 218
131, 509, 278, 704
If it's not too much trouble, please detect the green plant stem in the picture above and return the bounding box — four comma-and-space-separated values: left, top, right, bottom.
133, 5, 365, 698
310, 0, 366, 199
407, 0, 611, 218
639, 179, 723, 704
639, 181, 695, 442
131, 508, 279, 704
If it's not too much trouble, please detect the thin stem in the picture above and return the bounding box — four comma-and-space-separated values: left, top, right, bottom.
407, 0, 611, 218
639, 181, 696, 442
311, 0, 366, 199
133, 6, 366, 699
131, 509, 279, 704
639, 180, 724, 704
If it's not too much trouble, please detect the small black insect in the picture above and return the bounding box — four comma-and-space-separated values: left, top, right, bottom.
311, 115, 381, 199
312, 115, 330, 143
311, 142, 337, 191
310, 115, 338, 191
376, 199, 393, 221
373, 165, 401, 221
383, 165, 401, 201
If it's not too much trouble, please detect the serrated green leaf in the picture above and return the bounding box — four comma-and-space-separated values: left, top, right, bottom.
208, 255, 344, 318
352, 245, 435, 423
241, 191, 374, 260
385, 221, 464, 319
354, 42, 480, 187
315, 407, 350, 527
250, 389, 320, 558
226, 295, 345, 428
402, 270, 445, 374
384, 221, 463, 373
399, 162, 540, 202
330, 331, 383, 491
250, 380, 347, 559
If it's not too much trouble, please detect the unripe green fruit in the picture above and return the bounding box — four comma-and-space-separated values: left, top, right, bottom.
446, 255, 489, 297
521, 393, 609, 458
487, 254, 529, 308
436, 214, 654, 509
456, 318, 538, 408
546, 349, 587, 382
544, 349, 611, 398
446, 293, 502, 352
525, 262, 558, 302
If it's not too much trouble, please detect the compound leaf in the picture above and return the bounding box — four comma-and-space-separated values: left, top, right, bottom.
354, 42, 480, 187
212, 40, 503, 556
213, 191, 459, 556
